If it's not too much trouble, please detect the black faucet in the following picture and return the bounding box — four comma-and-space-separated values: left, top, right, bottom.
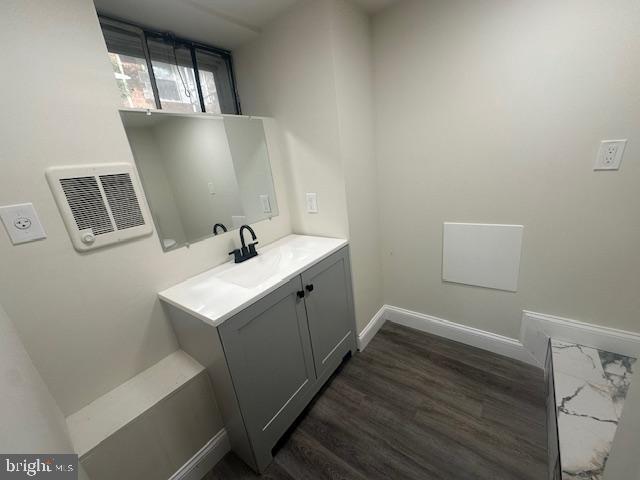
213, 223, 227, 235
228, 225, 259, 263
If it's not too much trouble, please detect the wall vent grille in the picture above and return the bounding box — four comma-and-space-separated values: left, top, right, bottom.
46, 163, 153, 251
99, 174, 145, 230
60, 176, 114, 236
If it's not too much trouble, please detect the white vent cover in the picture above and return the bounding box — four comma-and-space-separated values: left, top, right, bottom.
46, 163, 153, 251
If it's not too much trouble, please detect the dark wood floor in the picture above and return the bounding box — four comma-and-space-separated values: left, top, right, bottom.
206, 323, 548, 480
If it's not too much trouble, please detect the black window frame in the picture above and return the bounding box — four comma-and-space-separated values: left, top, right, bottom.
98, 15, 241, 115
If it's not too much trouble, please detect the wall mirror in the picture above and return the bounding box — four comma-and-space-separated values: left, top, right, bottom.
121, 111, 279, 251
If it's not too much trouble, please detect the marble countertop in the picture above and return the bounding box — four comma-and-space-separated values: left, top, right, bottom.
603, 366, 640, 480
159, 234, 348, 327
551, 340, 636, 480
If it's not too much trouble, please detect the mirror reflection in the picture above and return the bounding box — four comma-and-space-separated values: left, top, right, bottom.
120, 111, 279, 250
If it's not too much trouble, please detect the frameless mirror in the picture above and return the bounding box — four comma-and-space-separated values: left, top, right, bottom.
120, 111, 279, 251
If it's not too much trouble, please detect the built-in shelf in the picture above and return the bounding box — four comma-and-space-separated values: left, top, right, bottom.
66, 350, 204, 457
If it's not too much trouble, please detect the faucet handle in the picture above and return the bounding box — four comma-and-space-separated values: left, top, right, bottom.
248, 241, 259, 255
228, 249, 242, 263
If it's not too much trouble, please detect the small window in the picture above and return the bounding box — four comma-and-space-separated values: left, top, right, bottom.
195, 48, 236, 114
98, 16, 240, 114
101, 24, 156, 109
148, 38, 200, 113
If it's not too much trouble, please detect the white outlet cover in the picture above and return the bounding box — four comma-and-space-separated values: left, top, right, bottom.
0, 203, 47, 245
595, 140, 627, 171
306, 193, 318, 214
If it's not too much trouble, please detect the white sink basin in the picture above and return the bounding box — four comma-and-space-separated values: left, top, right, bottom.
218, 242, 322, 289
218, 251, 283, 289
159, 235, 348, 327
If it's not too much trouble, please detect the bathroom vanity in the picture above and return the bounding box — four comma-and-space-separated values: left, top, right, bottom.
159, 235, 357, 472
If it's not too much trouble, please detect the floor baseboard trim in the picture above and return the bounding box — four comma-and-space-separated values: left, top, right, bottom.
169, 428, 230, 480
358, 306, 640, 374
357, 306, 387, 351
384, 305, 540, 367
522, 310, 640, 360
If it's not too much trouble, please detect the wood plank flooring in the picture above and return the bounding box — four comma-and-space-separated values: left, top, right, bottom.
206, 323, 548, 480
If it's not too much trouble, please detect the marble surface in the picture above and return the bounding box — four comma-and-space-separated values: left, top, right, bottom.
552, 340, 636, 480
159, 234, 348, 327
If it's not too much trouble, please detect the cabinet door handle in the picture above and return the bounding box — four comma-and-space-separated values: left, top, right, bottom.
296, 290, 305, 299
305, 284, 314, 293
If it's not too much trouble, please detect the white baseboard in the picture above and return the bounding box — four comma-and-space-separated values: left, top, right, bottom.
361, 306, 640, 375
522, 310, 640, 360
520, 312, 552, 368
169, 428, 230, 480
385, 305, 539, 367
357, 306, 387, 351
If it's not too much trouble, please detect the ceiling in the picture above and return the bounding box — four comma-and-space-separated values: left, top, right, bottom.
93, 0, 400, 51
93, 0, 300, 50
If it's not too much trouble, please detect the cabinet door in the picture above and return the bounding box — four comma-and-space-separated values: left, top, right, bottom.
218, 276, 316, 466
301, 247, 356, 380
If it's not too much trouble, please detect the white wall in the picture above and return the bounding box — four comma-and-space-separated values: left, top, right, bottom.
234, 0, 384, 330
0, 0, 291, 417
234, 0, 350, 240
0, 303, 73, 453
0, 303, 91, 479
329, 0, 384, 328
373, 0, 640, 338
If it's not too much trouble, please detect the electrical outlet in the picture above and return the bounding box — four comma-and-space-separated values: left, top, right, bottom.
595, 140, 627, 171
0, 203, 47, 245
306, 193, 318, 214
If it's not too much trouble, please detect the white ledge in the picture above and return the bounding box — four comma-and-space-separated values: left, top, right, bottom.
66, 350, 204, 457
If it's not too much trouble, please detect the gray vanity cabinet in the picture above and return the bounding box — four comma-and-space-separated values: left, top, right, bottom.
301, 248, 356, 380
217, 276, 317, 468
167, 246, 356, 473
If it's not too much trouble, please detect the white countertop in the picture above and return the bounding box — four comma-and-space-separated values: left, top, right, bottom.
159, 234, 348, 327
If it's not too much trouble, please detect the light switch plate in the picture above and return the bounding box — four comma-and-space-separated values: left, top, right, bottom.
306, 193, 318, 214
595, 140, 627, 170
0, 203, 47, 245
